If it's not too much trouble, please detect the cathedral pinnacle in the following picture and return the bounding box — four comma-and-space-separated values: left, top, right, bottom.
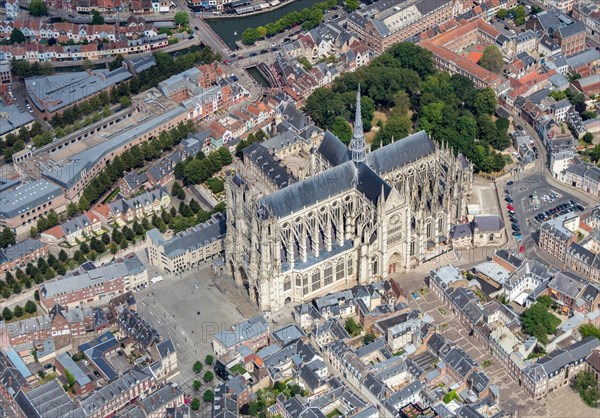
350, 85, 366, 164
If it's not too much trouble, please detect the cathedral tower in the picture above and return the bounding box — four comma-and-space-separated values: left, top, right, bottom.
350, 86, 366, 164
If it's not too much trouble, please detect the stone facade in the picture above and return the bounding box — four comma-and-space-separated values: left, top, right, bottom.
225, 90, 472, 311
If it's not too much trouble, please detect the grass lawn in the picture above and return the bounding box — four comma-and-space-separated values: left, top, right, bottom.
206, 177, 224, 194
365, 111, 389, 144
230, 364, 246, 375
38, 372, 57, 385
326, 409, 342, 418
103, 188, 121, 204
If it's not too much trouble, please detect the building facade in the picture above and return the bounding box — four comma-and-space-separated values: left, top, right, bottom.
225, 90, 472, 311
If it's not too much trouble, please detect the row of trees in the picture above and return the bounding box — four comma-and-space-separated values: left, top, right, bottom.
80, 120, 196, 208
1, 300, 37, 321
0, 250, 73, 299
304, 42, 508, 173
50, 92, 111, 129
496, 5, 528, 26
242, 0, 338, 45
0, 119, 44, 162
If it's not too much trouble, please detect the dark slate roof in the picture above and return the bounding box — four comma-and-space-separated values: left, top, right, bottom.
366, 131, 436, 175
259, 161, 391, 218
156, 338, 176, 358
243, 142, 296, 189
472, 215, 504, 232
451, 223, 473, 239
538, 337, 600, 376
318, 130, 350, 167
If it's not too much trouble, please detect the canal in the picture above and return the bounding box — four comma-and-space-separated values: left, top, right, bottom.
205, 0, 322, 49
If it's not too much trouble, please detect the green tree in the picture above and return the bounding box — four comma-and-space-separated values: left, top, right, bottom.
242, 28, 258, 45
474, 88, 497, 116
2, 307, 13, 321
537, 295, 553, 309
191, 398, 200, 411
29, 0, 48, 16
174, 11, 190, 27
496, 9, 508, 19
363, 332, 376, 345
203, 389, 214, 402
101, 232, 110, 245
0, 227, 16, 249
205, 354, 214, 365
521, 301, 561, 344
78, 196, 90, 212
80, 242, 90, 254
479, 45, 504, 74
582, 132, 594, 145
109, 242, 118, 255
13, 305, 23, 318
344, 317, 362, 337
345, 0, 360, 11
512, 5, 527, 26
91, 10, 105, 25
10, 29, 26, 44
574, 370, 600, 407
25, 300, 37, 314
580, 323, 600, 340
58, 249, 69, 263
29, 227, 37, 238
120, 96, 131, 108
331, 117, 352, 145
193, 361, 203, 374
193, 380, 201, 391
203, 370, 214, 383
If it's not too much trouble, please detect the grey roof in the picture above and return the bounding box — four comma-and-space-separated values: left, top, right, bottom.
15, 379, 77, 418
366, 131, 436, 175
214, 314, 268, 350
548, 271, 588, 299
159, 212, 226, 258
558, 21, 585, 39
78, 331, 120, 381
259, 161, 391, 219
0, 239, 45, 264
140, 384, 183, 415
40, 253, 146, 298
79, 370, 150, 415
244, 142, 296, 189
156, 338, 176, 358
0, 180, 63, 218
566, 48, 600, 69
56, 352, 91, 387
444, 347, 477, 378
318, 130, 350, 167
538, 337, 600, 376
451, 223, 473, 239
42, 105, 186, 189
25, 68, 132, 113
0, 102, 35, 136
272, 324, 305, 345
472, 215, 504, 232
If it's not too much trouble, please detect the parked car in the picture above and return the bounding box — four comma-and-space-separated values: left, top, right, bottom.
506, 181, 514, 186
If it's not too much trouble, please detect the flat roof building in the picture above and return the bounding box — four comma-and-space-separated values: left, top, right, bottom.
0, 179, 67, 236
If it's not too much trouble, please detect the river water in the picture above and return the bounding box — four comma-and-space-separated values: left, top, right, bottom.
205, 0, 322, 49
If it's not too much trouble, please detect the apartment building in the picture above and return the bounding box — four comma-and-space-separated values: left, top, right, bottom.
418, 19, 503, 90
346, 0, 462, 54
0, 239, 48, 274
212, 314, 269, 357
38, 254, 147, 310
0, 180, 67, 237
564, 232, 600, 282
546, 271, 600, 315
573, 3, 600, 40
146, 212, 226, 274
538, 213, 579, 261
522, 337, 600, 400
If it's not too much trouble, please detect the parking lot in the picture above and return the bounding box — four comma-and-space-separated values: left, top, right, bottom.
500, 170, 585, 257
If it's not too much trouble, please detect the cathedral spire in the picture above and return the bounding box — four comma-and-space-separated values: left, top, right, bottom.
350, 85, 366, 164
